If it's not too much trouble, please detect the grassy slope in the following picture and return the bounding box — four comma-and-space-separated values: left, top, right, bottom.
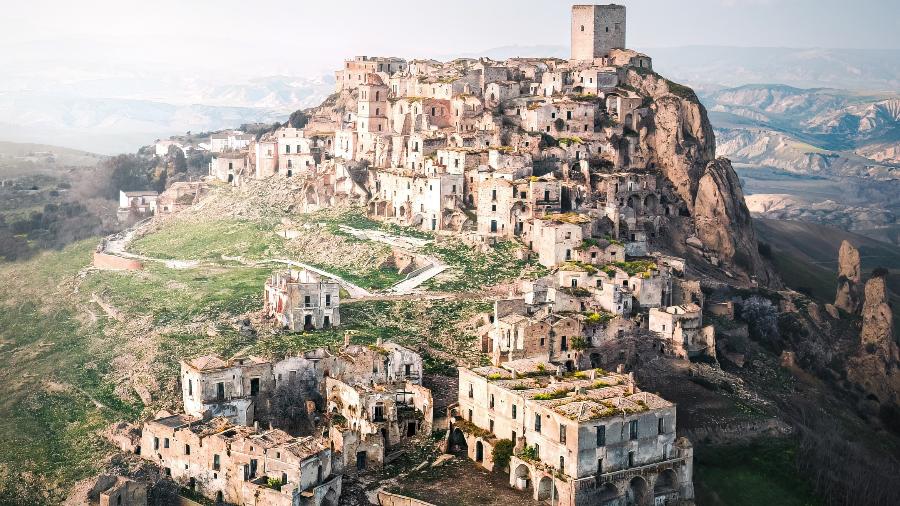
695, 441, 821, 506
0, 209, 506, 501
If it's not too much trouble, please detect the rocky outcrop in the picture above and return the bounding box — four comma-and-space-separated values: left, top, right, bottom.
860, 277, 895, 350
631, 71, 716, 212
692, 158, 779, 286
847, 275, 899, 406
629, 70, 778, 287
834, 240, 862, 313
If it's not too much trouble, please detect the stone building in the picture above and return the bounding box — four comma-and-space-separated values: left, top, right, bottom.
453, 364, 693, 506
335, 56, 407, 92
648, 304, 716, 359
140, 415, 340, 506
264, 269, 341, 331
571, 4, 627, 61
180, 355, 275, 425
117, 190, 158, 221
96, 477, 146, 506
209, 151, 249, 184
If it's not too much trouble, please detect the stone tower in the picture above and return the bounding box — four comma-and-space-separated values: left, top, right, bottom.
571, 4, 627, 61
356, 73, 389, 134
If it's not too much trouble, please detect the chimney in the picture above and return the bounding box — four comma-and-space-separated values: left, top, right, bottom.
254, 421, 259, 431
344, 332, 351, 347
627, 372, 635, 395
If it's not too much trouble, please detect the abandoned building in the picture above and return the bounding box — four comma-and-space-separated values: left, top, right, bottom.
452, 364, 694, 506
140, 415, 340, 506
264, 269, 341, 331
648, 304, 716, 359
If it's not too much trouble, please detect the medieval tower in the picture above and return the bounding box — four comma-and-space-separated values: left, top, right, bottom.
571, 4, 627, 60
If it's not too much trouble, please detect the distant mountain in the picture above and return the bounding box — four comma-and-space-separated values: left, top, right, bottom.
702, 85, 900, 176
648, 46, 900, 92
0, 92, 288, 154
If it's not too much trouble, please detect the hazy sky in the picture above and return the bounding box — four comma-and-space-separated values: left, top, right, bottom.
2, 0, 898, 78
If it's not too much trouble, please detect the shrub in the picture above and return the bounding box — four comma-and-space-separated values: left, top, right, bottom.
518, 444, 538, 461
492, 439, 514, 470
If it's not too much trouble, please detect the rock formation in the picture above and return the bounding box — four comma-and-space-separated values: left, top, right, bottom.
628, 69, 779, 287
834, 240, 862, 313
847, 274, 899, 407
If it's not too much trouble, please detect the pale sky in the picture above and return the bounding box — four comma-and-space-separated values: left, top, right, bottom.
2, 0, 898, 79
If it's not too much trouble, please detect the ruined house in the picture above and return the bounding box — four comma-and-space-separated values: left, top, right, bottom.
140, 415, 340, 506
648, 304, 716, 359
264, 269, 341, 331
453, 364, 694, 506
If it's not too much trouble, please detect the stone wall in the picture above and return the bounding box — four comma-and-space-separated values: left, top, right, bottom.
377, 490, 436, 506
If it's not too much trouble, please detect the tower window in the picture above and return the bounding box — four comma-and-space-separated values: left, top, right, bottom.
580, 25, 584, 32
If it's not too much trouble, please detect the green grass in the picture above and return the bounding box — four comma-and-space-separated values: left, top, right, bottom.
695, 441, 822, 506
130, 219, 287, 260
299, 207, 434, 240
81, 263, 272, 325
424, 240, 545, 292
0, 240, 144, 503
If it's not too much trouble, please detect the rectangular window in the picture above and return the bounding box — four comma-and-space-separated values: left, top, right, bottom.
489, 394, 495, 409
304, 295, 312, 307
628, 451, 635, 467
596, 425, 606, 446
629, 420, 638, 440
154, 437, 159, 450
489, 419, 494, 432
213, 454, 220, 471
535, 413, 541, 433
325, 294, 331, 307
185, 444, 190, 455
188, 379, 192, 396
559, 424, 566, 444
560, 456, 565, 470
468, 384, 473, 398
512, 405, 517, 419
250, 378, 260, 396
164, 438, 169, 449
658, 418, 664, 434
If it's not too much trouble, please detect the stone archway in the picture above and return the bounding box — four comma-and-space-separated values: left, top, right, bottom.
537, 476, 558, 504
514, 464, 532, 491
626, 476, 648, 506
450, 427, 468, 454
599, 483, 619, 505
653, 468, 678, 501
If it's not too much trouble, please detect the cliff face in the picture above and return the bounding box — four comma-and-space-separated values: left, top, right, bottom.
629, 70, 779, 287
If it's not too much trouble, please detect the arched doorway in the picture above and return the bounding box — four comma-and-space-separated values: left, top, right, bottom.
590, 352, 601, 368
599, 483, 619, 505
653, 469, 678, 502
450, 427, 468, 454
537, 476, 558, 504
475, 440, 484, 462
514, 464, 532, 491
626, 476, 648, 506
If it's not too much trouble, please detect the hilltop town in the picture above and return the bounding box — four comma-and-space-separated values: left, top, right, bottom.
3, 4, 898, 506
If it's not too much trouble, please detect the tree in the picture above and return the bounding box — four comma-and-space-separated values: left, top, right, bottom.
167, 145, 187, 174
492, 439, 514, 471
102, 154, 152, 199
288, 110, 310, 129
